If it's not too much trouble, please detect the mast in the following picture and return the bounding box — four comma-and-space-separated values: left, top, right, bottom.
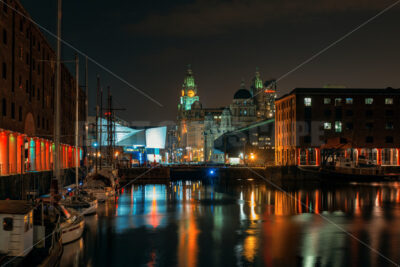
106, 86, 113, 166
99, 86, 103, 170
85, 56, 89, 175
54, 0, 62, 191
95, 76, 100, 173
75, 54, 79, 188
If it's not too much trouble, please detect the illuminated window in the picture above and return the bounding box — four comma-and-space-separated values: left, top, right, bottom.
345, 98, 353, 104
365, 98, 373, 104
385, 98, 393, 104
24, 215, 29, 232
385, 122, 393, 130
334, 98, 342, 106
304, 97, 312, 106
323, 122, 331, 130
335, 121, 342, 132
324, 98, 331, 104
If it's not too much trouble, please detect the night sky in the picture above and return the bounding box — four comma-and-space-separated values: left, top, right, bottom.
21, 0, 400, 124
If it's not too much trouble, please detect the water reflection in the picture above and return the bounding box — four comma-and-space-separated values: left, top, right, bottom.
60, 181, 400, 267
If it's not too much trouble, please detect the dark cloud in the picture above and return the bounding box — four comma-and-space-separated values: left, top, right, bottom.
128, 0, 396, 37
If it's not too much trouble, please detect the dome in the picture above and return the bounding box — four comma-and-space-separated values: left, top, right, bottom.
234, 89, 252, 99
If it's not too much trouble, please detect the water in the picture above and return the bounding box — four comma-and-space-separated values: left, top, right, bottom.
60, 180, 400, 267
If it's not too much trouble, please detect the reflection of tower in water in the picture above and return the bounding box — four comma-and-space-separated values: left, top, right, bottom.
177, 186, 199, 267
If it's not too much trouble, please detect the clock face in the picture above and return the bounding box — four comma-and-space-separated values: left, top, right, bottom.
187, 90, 195, 97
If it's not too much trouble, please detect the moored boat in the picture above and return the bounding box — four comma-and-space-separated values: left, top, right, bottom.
57, 205, 85, 244
0, 200, 63, 267
83, 169, 118, 202
61, 193, 98, 216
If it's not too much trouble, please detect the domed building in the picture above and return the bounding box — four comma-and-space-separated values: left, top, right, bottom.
230, 80, 257, 128
176, 65, 276, 163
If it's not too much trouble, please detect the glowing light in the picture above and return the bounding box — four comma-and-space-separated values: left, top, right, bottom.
250, 191, 257, 220
149, 186, 160, 228
187, 90, 195, 97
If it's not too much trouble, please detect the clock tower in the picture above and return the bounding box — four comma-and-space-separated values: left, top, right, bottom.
178, 64, 199, 112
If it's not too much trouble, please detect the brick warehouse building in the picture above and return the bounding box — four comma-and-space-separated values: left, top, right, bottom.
0, 0, 85, 175
275, 87, 400, 166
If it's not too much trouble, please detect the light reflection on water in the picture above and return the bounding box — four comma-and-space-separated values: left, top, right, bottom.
61, 181, 400, 267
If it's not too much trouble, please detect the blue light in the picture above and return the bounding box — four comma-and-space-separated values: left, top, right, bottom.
67, 188, 72, 192
93, 142, 98, 147
209, 170, 214, 175
79, 182, 83, 186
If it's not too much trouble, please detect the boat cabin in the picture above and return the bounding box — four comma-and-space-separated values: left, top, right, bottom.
0, 200, 34, 257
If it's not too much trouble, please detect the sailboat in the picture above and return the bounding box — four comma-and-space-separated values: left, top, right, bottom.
51, 0, 85, 243
61, 54, 98, 215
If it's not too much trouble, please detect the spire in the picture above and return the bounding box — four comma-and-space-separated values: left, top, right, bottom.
187, 64, 192, 75
183, 64, 196, 89
253, 67, 263, 89
240, 78, 246, 89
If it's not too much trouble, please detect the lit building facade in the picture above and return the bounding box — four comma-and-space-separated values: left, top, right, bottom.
275, 88, 400, 166
176, 65, 277, 162
0, 0, 85, 175
214, 119, 275, 165
230, 80, 257, 128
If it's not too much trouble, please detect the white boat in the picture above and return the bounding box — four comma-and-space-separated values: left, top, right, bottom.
0, 200, 63, 266
57, 204, 85, 244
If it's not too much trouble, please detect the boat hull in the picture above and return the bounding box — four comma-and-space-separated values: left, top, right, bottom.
81, 201, 98, 216
61, 218, 85, 244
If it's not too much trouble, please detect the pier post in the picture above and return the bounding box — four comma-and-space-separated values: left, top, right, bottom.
16, 134, 24, 174
315, 148, 320, 166
9, 133, 17, 174
0, 131, 9, 175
